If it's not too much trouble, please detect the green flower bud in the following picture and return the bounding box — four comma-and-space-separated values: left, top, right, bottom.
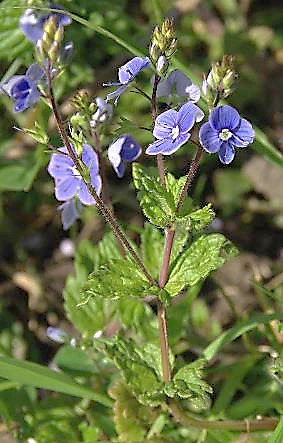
150, 17, 177, 64
203, 55, 237, 106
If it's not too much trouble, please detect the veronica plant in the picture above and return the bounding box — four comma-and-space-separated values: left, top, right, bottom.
1, 5, 281, 443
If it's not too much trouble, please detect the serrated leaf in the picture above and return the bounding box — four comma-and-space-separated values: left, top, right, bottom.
165, 234, 238, 296
82, 256, 157, 301
132, 163, 176, 228
64, 233, 121, 336
164, 359, 212, 410
97, 337, 164, 406
176, 204, 215, 232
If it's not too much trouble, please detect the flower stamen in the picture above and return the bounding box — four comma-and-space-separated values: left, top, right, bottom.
219, 128, 232, 141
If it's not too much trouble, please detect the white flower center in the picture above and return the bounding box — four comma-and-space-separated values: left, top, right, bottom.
171, 126, 180, 140
219, 128, 233, 141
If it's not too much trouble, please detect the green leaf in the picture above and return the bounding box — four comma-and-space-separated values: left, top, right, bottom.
164, 359, 212, 410
96, 336, 164, 406
82, 256, 156, 301
176, 204, 215, 232
64, 233, 121, 336
132, 163, 176, 228
165, 234, 238, 296
140, 223, 164, 279
203, 312, 283, 361
0, 145, 46, 191
268, 415, 283, 443
21, 121, 49, 145
0, 356, 112, 407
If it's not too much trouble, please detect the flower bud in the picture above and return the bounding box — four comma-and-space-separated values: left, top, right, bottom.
156, 55, 169, 76
150, 17, 177, 64
203, 55, 237, 107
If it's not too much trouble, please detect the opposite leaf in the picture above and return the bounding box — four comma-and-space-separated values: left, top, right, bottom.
96, 337, 164, 406
165, 233, 238, 296
164, 359, 212, 411
81, 257, 159, 301
132, 163, 176, 228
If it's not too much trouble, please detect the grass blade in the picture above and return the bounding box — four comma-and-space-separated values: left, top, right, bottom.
0, 356, 112, 407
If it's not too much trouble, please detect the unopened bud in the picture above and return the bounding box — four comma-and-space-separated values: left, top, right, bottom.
156, 55, 169, 76
150, 17, 177, 63
203, 55, 237, 106
149, 41, 161, 63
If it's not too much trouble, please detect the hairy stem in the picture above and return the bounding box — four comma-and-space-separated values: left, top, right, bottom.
46, 63, 155, 286
157, 301, 171, 382
170, 401, 278, 431
176, 145, 203, 213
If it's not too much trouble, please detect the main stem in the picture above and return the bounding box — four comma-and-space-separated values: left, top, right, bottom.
46, 63, 155, 287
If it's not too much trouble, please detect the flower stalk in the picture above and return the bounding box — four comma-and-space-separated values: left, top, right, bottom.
46, 61, 155, 287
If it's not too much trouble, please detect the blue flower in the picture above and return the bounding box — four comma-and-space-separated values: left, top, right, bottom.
157, 69, 200, 103
146, 102, 204, 155
2, 63, 44, 112
104, 56, 150, 104
20, 5, 71, 43
90, 97, 113, 128
108, 135, 142, 177
199, 105, 255, 164
48, 144, 102, 205
58, 198, 82, 230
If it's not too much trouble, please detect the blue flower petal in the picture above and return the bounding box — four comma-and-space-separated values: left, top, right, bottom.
231, 118, 255, 148
153, 109, 178, 139
210, 105, 240, 131
48, 152, 74, 178
106, 85, 128, 104
77, 181, 96, 206
90, 174, 102, 197
59, 199, 80, 230
120, 135, 141, 161
55, 176, 80, 201
218, 141, 235, 164
177, 102, 201, 134
199, 122, 220, 153
13, 98, 29, 113
108, 137, 124, 168
146, 132, 190, 155
114, 162, 126, 178
82, 144, 99, 174
146, 138, 174, 155
26, 63, 45, 82
118, 57, 149, 84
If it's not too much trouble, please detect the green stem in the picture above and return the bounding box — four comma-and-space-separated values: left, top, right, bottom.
46, 63, 155, 286
169, 401, 278, 431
